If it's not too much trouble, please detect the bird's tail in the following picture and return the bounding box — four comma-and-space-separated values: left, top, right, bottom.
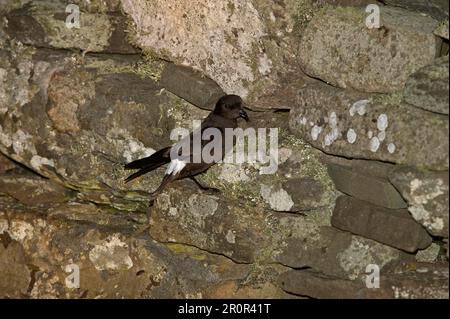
124, 147, 171, 183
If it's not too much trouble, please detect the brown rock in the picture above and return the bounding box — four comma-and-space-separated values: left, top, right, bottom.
332, 195, 432, 252
327, 163, 406, 209
277, 226, 410, 280
278, 269, 366, 299
160, 63, 225, 110
389, 166, 449, 237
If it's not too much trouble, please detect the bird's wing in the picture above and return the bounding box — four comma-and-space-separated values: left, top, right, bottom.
124, 146, 171, 183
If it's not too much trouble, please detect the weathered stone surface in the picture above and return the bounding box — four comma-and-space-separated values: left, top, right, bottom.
277, 226, 410, 281
279, 269, 366, 299
279, 261, 449, 299
298, 6, 440, 93
416, 243, 441, 263
404, 55, 449, 115
327, 163, 406, 209
289, 81, 449, 170
434, 20, 449, 40
160, 64, 224, 111
0, 153, 16, 173
0, 171, 75, 206
4, 1, 138, 54
120, 0, 304, 105
389, 166, 449, 237
0, 197, 288, 298
332, 195, 432, 252
0, 43, 205, 212
148, 181, 334, 263
371, 261, 449, 299
384, 0, 449, 20
323, 155, 396, 180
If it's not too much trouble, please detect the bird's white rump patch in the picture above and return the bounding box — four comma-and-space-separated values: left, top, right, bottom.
165, 158, 187, 176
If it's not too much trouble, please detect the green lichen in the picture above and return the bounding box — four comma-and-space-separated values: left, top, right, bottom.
292, 0, 327, 33
372, 91, 404, 106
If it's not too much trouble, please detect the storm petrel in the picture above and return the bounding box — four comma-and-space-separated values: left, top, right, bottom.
124, 94, 249, 201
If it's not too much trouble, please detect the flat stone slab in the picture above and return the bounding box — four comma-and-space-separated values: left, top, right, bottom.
276, 226, 410, 280
389, 166, 449, 237
404, 55, 449, 115
298, 6, 440, 93
327, 163, 406, 209
279, 261, 449, 299
332, 195, 432, 252
289, 81, 449, 170
160, 63, 224, 110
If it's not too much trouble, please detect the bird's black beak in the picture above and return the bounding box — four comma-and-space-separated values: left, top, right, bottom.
239, 109, 249, 122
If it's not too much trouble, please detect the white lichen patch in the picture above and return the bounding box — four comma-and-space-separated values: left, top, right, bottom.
30, 155, 55, 171
323, 128, 339, 147
377, 130, 386, 142
338, 236, 399, 281
416, 243, 440, 263
260, 184, 294, 211
0, 68, 8, 113
278, 147, 292, 164
121, 0, 266, 98
225, 230, 236, 244
0, 220, 9, 234
122, 138, 156, 163
347, 128, 357, 144
8, 221, 34, 242
322, 112, 340, 147
258, 53, 273, 75
12, 129, 37, 155
168, 207, 178, 216
89, 234, 133, 271
0, 125, 12, 148
367, 130, 373, 139
369, 137, 380, 152
349, 99, 369, 116
186, 194, 219, 227
377, 114, 388, 131
387, 143, 396, 154
409, 178, 446, 205
409, 206, 444, 232
219, 164, 250, 183
311, 125, 322, 141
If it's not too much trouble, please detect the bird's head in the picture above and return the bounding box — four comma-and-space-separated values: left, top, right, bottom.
213, 94, 249, 122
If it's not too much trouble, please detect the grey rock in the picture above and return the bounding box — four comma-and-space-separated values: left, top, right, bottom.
298, 6, 440, 93
277, 226, 410, 280
322, 155, 397, 180
279, 269, 365, 299
434, 20, 449, 40
389, 166, 449, 237
0, 171, 75, 206
289, 81, 449, 170
0, 153, 16, 173
416, 243, 441, 263
404, 55, 449, 115
160, 63, 225, 110
0, 197, 287, 298
4, 2, 139, 54
384, 0, 449, 20
332, 195, 432, 252
279, 261, 449, 299
327, 163, 406, 209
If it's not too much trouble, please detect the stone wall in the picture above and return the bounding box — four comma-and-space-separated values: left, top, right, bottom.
0, 0, 448, 298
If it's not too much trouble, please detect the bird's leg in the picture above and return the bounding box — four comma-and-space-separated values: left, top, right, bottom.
149, 174, 177, 202
189, 176, 220, 193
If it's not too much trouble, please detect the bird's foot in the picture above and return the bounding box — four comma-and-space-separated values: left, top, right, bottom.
190, 176, 221, 194
203, 187, 221, 195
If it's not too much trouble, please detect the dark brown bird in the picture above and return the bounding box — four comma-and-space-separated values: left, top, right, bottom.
124, 94, 249, 201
